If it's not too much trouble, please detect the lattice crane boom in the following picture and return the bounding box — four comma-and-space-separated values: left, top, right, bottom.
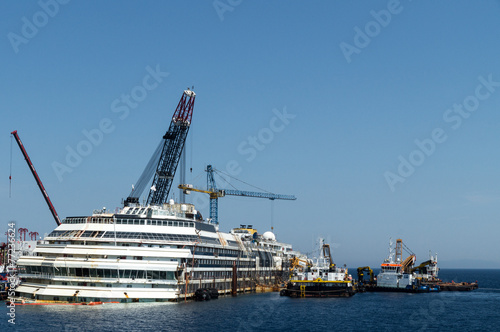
147, 90, 195, 205
125, 89, 195, 206
222, 189, 296, 200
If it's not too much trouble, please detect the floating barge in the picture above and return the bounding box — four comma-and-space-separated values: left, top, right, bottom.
423, 281, 478, 291
281, 241, 355, 298
360, 284, 439, 293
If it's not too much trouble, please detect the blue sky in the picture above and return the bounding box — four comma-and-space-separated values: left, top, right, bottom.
2, 0, 500, 268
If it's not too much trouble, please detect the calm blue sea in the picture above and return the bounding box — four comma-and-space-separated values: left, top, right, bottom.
1, 269, 499, 331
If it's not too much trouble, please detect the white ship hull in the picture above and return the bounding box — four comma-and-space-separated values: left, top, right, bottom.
13, 203, 300, 303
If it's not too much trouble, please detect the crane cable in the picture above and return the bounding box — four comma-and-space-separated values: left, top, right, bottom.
214, 168, 273, 194
212, 167, 278, 230
213, 170, 237, 190
189, 127, 193, 176
403, 242, 415, 256
188, 169, 205, 186
9, 133, 13, 198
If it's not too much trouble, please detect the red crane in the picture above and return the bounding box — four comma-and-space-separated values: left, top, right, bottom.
18, 228, 28, 241
11, 130, 61, 226
29, 231, 39, 241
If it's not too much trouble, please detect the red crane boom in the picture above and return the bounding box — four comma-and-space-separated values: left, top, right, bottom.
11, 130, 61, 226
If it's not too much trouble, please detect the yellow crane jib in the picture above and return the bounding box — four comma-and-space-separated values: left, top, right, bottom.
289, 256, 311, 273
357, 266, 374, 284
178, 184, 225, 198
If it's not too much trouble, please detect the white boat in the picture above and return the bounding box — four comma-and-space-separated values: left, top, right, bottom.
412, 251, 439, 281
13, 204, 301, 303
375, 238, 417, 290
281, 240, 355, 297
369, 239, 440, 293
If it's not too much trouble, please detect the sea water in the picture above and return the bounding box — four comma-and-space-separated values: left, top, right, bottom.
1, 269, 499, 331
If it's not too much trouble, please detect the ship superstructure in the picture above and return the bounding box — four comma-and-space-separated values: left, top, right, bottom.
412, 251, 439, 281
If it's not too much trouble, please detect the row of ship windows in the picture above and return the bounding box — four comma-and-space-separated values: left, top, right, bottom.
21, 266, 176, 280
24, 295, 172, 303
63, 217, 195, 228
117, 219, 194, 227
46, 254, 178, 262
64, 218, 91, 224
194, 247, 241, 257
64, 217, 115, 224
194, 259, 255, 268
190, 270, 255, 279
101, 232, 202, 242
195, 252, 242, 258
66, 282, 174, 288
29, 280, 176, 289
47, 230, 220, 245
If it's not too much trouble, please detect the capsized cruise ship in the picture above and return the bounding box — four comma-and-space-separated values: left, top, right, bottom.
14, 203, 302, 303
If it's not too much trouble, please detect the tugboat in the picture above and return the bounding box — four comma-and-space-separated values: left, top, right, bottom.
281, 240, 355, 298
365, 239, 439, 293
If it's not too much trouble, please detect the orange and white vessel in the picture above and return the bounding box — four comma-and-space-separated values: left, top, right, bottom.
375, 239, 420, 291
